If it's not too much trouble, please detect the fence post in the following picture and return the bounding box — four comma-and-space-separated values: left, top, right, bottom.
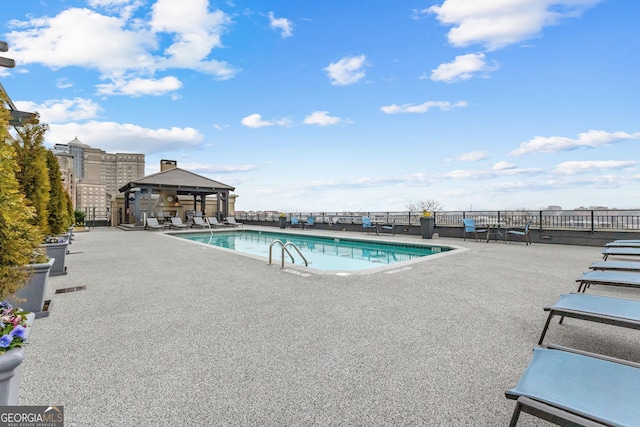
539, 211, 543, 231
591, 210, 595, 233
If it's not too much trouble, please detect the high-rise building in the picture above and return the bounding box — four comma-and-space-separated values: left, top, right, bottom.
53, 137, 145, 220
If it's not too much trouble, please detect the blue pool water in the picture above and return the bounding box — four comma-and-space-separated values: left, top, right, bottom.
176, 230, 452, 271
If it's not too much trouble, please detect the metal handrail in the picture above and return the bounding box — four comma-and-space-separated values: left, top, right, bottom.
284, 242, 308, 267
268, 239, 308, 268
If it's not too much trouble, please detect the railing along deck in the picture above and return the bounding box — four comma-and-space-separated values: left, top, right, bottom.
236, 210, 640, 233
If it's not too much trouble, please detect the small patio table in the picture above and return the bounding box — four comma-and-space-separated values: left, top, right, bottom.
486, 222, 506, 242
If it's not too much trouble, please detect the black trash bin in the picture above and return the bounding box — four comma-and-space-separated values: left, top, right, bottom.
279, 216, 286, 229
420, 217, 434, 239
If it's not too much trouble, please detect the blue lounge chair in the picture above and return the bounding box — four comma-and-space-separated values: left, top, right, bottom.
577, 270, 640, 292
462, 219, 487, 241
305, 216, 315, 228
602, 246, 640, 260
379, 221, 395, 236
590, 260, 640, 272
505, 220, 531, 245
291, 216, 300, 228
605, 240, 640, 248
538, 293, 640, 345
362, 216, 378, 235
506, 345, 640, 427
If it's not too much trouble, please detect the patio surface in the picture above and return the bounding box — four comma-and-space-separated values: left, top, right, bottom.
19, 226, 640, 426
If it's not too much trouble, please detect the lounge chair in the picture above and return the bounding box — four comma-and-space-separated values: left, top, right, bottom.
225, 217, 243, 227
590, 260, 640, 272
170, 217, 189, 229
362, 216, 378, 235
602, 246, 640, 260
505, 220, 531, 245
506, 344, 640, 427
379, 221, 396, 236
145, 217, 167, 231
305, 216, 315, 229
576, 270, 640, 292
538, 293, 640, 345
291, 217, 301, 228
605, 240, 640, 248
192, 217, 209, 229
462, 219, 487, 242
206, 217, 225, 228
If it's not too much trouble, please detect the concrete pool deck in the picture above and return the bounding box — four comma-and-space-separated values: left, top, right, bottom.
19, 226, 640, 426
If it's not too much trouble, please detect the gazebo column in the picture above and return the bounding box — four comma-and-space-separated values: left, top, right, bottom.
124, 192, 130, 224
145, 188, 152, 222
131, 188, 141, 225
221, 191, 229, 219
200, 193, 206, 216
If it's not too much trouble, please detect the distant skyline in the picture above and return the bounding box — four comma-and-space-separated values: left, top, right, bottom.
2, 1, 639, 212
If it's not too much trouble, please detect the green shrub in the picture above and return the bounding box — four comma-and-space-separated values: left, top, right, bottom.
74, 210, 85, 225
0, 106, 43, 300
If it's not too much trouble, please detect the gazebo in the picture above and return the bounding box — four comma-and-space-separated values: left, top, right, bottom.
118, 165, 235, 226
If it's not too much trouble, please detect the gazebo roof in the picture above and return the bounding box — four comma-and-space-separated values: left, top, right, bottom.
118, 167, 235, 194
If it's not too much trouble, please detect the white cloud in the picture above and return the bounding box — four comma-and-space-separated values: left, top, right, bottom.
88, 0, 134, 8
553, 160, 636, 175
324, 55, 367, 86
89, 0, 143, 20
96, 75, 183, 96
7, 8, 156, 71
510, 130, 640, 156
47, 121, 203, 154
303, 111, 343, 126
492, 161, 516, 170
428, 0, 602, 51
241, 113, 273, 128
6, 1, 237, 97
268, 11, 293, 38
431, 53, 497, 83
449, 151, 489, 162
14, 98, 101, 123
178, 162, 257, 174
380, 100, 468, 114
150, 0, 234, 76
56, 78, 74, 89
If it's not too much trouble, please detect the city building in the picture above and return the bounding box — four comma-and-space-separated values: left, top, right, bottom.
53, 137, 145, 221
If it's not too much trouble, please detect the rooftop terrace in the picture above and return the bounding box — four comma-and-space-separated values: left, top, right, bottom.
20, 227, 640, 425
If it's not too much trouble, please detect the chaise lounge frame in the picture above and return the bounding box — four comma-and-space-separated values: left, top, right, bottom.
576, 270, 640, 292
506, 344, 640, 427
538, 293, 640, 345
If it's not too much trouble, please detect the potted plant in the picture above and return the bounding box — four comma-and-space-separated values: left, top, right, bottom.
279, 213, 287, 229
419, 210, 435, 239
0, 105, 43, 403
0, 302, 34, 405
41, 235, 68, 277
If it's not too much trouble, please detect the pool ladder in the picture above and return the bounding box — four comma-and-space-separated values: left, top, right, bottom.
269, 240, 308, 268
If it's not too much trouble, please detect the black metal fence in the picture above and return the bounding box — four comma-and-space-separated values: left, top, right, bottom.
235, 210, 640, 232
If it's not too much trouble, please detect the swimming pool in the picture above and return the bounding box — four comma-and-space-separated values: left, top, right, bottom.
173, 230, 454, 273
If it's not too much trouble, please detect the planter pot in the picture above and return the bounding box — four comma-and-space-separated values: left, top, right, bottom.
0, 312, 35, 405
420, 217, 435, 239
43, 241, 69, 276
279, 217, 286, 229
12, 258, 54, 319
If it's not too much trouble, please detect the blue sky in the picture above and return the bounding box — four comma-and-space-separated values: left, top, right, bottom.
2, 0, 639, 212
